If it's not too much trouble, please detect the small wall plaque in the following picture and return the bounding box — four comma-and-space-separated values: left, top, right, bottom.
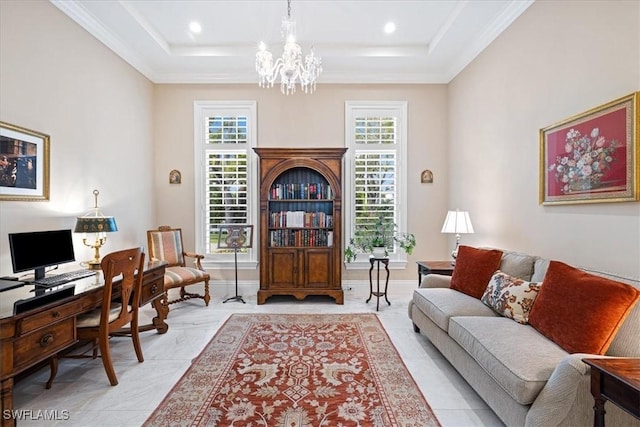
421, 169, 433, 184
169, 169, 181, 184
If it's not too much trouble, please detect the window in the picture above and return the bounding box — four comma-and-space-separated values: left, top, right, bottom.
345, 101, 408, 268
194, 101, 257, 268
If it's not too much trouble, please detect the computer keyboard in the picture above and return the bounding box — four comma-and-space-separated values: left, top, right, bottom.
33, 269, 96, 287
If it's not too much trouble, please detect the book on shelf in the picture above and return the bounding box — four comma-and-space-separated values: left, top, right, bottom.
269, 229, 331, 247
270, 183, 333, 200
269, 211, 333, 228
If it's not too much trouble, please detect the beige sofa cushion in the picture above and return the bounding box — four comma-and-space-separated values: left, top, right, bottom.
412, 288, 497, 332
531, 258, 551, 283
449, 316, 568, 405
499, 251, 538, 281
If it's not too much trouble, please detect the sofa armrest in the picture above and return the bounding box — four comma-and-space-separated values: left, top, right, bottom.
525, 353, 596, 427
420, 274, 452, 289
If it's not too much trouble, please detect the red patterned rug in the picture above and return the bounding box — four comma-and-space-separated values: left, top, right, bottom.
144, 313, 440, 427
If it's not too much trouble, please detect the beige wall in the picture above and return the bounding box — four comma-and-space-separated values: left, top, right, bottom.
449, 0, 640, 278
154, 84, 449, 282
0, 1, 155, 274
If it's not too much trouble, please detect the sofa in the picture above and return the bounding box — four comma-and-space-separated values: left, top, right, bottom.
408, 246, 640, 427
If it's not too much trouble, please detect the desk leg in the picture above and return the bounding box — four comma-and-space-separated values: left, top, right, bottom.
135, 293, 169, 334
1, 378, 15, 427
151, 293, 169, 334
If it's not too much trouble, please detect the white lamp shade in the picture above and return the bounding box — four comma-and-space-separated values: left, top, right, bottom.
441, 210, 474, 234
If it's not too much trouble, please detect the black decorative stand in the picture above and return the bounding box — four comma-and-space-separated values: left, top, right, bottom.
217, 224, 253, 304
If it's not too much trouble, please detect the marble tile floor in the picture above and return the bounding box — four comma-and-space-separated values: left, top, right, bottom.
11, 285, 505, 426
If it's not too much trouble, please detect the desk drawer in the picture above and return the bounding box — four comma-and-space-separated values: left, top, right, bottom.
140, 275, 164, 306
14, 318, 75, 371
19, 301, 78, 334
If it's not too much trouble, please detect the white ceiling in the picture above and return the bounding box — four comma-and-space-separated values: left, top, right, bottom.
51, 0, 534, 84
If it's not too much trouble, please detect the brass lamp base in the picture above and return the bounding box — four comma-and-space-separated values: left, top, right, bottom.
87, 260, 102, 270
82, 236, 107, 271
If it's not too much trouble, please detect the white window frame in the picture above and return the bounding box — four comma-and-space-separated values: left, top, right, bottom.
194, 100, 258, 270
344, 101, 408, 270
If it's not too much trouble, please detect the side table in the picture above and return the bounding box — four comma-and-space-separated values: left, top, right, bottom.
582, 357, 640, 427
416, 261, 454, 286
367, 257, 390, 311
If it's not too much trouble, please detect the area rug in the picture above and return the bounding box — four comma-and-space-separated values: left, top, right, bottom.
144, 313, 440, 427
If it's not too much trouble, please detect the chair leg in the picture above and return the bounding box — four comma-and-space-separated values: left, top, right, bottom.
203, 280, 211, 306
99, 334, 118, 386
45, 356, 58, 389
92, 338, 99, 358
131, 314, 144, 363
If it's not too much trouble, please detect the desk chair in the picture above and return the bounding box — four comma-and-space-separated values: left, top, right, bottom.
147, 226, 211, 307
46, 247, 145, 388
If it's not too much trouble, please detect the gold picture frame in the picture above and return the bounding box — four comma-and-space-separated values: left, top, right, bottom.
539, 92, 639, 205
0, 122, 50, 201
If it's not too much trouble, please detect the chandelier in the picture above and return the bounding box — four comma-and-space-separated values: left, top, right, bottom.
256, 0, 322, 95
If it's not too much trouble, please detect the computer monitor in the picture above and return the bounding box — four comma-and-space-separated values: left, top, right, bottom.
8, 229, 76, 280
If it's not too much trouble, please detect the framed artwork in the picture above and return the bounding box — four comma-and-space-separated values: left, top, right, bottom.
539, 92, 639, 205
0, 122, 50, 201
420, 169, 433, 183
169, 169, 181, 184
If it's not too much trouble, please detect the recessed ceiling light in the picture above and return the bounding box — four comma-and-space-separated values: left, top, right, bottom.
384, 22, 396, 34
189, 22, 202, 34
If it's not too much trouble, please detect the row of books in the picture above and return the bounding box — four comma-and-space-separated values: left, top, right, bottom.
269, 183, 333, 200
269, 230, 334, 247
269, 211, 333, 228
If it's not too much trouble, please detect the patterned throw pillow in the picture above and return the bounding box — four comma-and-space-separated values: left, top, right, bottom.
481, 270, 542, 324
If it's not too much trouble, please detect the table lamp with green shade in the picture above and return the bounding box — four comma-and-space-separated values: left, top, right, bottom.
74, 189, 118, 270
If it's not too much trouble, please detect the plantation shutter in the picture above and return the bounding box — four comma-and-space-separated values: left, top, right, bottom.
205, 116, 249, 254
354, 117, 398, 251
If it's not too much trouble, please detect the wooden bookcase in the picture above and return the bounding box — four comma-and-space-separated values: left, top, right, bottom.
254, 148, 346, 304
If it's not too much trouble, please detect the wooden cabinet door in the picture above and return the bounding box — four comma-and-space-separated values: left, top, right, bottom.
268, 249, 299, 289
304, 249, 333, 288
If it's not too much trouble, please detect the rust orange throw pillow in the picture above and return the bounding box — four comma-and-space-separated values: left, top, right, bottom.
450, 246, 503, 299
529, 261, 640, 355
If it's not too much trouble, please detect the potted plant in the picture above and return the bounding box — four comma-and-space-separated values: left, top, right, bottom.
344, 215, 416, 262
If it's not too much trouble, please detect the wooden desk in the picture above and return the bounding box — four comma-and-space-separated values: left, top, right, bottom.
0, 261, 167, 427
416, 261, 454, 286
582, 358, 640, 427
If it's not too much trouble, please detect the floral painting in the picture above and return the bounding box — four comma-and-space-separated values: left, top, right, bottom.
539, 92, 639, 205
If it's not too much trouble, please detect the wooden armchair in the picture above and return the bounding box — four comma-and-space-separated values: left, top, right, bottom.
146, 226, 211, 307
